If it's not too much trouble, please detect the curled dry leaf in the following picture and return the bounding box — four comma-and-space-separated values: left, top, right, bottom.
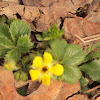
0, 66, 81, 100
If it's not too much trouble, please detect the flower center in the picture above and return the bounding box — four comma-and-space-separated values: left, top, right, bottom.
41, 66, 48, 73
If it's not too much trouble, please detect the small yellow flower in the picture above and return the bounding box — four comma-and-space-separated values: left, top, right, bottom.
29, 52, 64, 85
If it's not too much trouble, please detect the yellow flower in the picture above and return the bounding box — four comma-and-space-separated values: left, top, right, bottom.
29, 52, 64, 85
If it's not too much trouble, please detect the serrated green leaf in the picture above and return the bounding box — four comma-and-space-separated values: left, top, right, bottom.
85, 43, 100, 55
5, 49, 21, 62
62, 44, 85, 66
80, 59, 100, 82
0, 36, 15, 48
0, 44, 12, 57
49, 24, 64, 39
20, 71, 28, 81
62, 65, 81, 84
37, 24, 64, 41
84, 50, 100, 62
0, 24, 15, 57
7, 17, 15, 26
9, 19, 30, 44
47, 39, 68, 61
22, 55, 30, 65
0, 24, 12, 41
17, 35, 33, 53
14, 71, 20, 81
80, 76, 88, 92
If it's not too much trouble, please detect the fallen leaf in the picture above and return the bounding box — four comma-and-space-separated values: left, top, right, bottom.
0, 0, 96, 32
2, 0, 20, 3
67, 94, 88, 100
0, 66, 81, 100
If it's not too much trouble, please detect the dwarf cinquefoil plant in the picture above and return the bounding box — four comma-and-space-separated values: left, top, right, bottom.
0, 19, 33, 66
29, 52, 64, 85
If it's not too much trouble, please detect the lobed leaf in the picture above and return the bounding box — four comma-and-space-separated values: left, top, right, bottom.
62, 65, 81, 84
0, 24, 12, 41
84, 50, 100, 62
62, 44, 85, 66
0, 24, 15, 57
80, 59, 100, 82
17, 35, 33, 53
85, 42, 100, 55
5, 49, 21, 62
46, 39, 68, 61
9, 19, 30, 44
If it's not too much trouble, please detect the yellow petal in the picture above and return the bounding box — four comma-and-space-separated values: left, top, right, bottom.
43, 52, 52, 66
42, 73, 50, 85
29, 69, 40, 81
32, 56, 43, 68
50, 64, 64, 76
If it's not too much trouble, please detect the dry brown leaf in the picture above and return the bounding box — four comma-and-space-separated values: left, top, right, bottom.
63, 17, 100, 42
0, 0, 96, 32
67, 94, 89, 100
2, 0, 20, 3
0, 66, 81, 100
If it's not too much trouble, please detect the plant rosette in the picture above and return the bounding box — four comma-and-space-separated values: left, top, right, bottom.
29, 52, 64, 85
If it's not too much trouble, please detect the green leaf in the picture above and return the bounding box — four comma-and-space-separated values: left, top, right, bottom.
0, 24, 12, 40
14, 71, 20, 81
85, 43, 100, 55
0, 46, 11, 57
84, 50, 100, 62
17, 35, 33, 53
46, 39, 68, 61
22, 55, 30, 65
20, 71, 28, 81
44, 37, 51, 41
80, 59, 100, 82
62, 44, 85, 66
0, 24, 15, 57
9, 19, 30, 44
62, 65, 81, 84
36, 24, 64, 41
5, 49, 21, 62
7, 17, 15, 26
0, 15, 7, 24
14, 70, 28, 82
48, 23, 64, 39
0, 36, 15, 48
80, 76, 88, 92
35, 34, 44, 41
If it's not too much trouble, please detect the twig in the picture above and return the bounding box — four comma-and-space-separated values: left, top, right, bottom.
74, 34, 100, 43
83, 34, 100, 40
82, 85, 100, 94
84, 37, 100, 43
74, 34, 85, 43
15, 80, 33, 89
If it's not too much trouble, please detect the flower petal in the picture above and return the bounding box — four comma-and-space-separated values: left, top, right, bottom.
43, 52, 52, 66
50, 64, 64, 76
29, 69, 40, 81
42, 73, 50, 85
32, 56, 43, 68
